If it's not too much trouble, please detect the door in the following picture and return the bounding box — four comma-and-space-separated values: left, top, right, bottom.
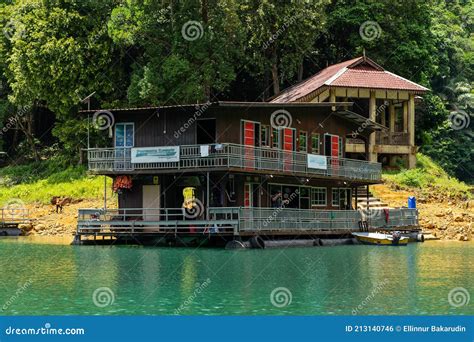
324, 134, 340, 175
242, 120, 260, 169
281, 128, 296, 172
244, 183, 260, 207
142, 185, 161, 221
115, 123, 134, 170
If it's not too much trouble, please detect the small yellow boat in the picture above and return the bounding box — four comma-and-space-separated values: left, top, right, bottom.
352, 232, 409, 246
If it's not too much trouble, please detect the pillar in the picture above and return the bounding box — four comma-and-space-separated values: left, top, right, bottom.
389, 102, 396, 133
408, 94, 416, 169
368, 91, 377, 163
402, 101, 408, 133
329, 88, 336, 111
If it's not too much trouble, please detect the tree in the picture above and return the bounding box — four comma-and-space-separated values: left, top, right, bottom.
239, 0, 329, 98
108, 0, 244, 105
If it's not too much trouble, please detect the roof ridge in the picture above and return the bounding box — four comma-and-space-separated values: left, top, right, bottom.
325, 67, 348, 85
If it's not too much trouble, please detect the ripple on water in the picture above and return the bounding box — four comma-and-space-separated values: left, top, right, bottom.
0, 238, 472, 315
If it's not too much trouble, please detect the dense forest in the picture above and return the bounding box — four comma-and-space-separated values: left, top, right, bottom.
0, 0, 472, 182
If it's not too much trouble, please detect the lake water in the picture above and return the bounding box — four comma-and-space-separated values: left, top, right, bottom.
0, 237, 472, 315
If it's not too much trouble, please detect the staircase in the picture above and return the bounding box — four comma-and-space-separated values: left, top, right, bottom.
355, 186, 390, 210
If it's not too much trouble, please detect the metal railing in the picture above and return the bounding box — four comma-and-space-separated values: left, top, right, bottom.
77, 207, 418, 235
239, 208, 361, 231
87, 143, 381, 181
77, 207, 239, 235
0, 208, 29, 226
364, 208, 419, 228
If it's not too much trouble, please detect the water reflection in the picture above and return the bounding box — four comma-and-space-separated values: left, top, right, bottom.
0, 238, 472, 315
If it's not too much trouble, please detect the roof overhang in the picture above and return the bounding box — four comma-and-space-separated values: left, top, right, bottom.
335, 110, 388, 133
78, 101, 354, 113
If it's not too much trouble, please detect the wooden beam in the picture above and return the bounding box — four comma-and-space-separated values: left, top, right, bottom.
368, 91, 377, 162
389, 102, 396, 133
403, 101, 408, 133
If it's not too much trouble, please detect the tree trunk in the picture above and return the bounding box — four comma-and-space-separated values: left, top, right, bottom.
17, 106, 40, 162
271, 50, 280, 95
298, 61, 304, 82
201, 0, 211, 101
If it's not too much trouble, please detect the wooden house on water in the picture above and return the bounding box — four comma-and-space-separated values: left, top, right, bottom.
75, 56, 425, 247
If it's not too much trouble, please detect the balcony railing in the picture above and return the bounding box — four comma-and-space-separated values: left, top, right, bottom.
76, 207, 418, 236
347, 132, 410, 146
87, 143, 381, 181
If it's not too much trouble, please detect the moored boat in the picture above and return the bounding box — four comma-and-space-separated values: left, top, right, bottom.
352, 232, 409, 246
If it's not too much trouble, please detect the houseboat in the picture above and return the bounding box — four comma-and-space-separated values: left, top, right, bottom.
75, 56, 424, 247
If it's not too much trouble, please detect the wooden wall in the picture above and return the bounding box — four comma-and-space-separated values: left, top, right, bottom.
110, 105, 365, 151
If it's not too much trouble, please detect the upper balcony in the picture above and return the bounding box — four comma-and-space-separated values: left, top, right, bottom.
87, 143, 381, 183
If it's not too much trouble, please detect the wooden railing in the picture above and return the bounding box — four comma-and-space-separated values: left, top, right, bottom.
76, 207, 418, 235
376, 132, 410, 145
87, 143, 382, 181
347, 132, 410, 146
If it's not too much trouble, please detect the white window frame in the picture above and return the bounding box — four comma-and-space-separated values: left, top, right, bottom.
311, 187, 327, 207
114, 122, 135, 147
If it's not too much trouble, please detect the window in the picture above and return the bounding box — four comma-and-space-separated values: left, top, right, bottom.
298, 131, 307, 152
311, 187, 327, 206
299, 186, 310, 209
115, 123, 134, 147
261, 125, 270, 147
272, 128, 280, 148
311, 133, 320, 154
332, 188, 351, 208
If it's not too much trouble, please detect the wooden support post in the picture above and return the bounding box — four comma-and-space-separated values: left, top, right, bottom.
329, 88, 336, 111
368, 92, 377, 163
389, 102, 396, 133
354, 186, 358, 210
206, 172, 210, 220
403, 101, 408, 133
103, 176, 107, 210
408, 94, 416, 169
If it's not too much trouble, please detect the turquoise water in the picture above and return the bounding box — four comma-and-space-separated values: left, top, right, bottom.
0, 237, 472, 315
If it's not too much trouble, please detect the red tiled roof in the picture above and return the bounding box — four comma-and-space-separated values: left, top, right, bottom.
270, 56, 429, 103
